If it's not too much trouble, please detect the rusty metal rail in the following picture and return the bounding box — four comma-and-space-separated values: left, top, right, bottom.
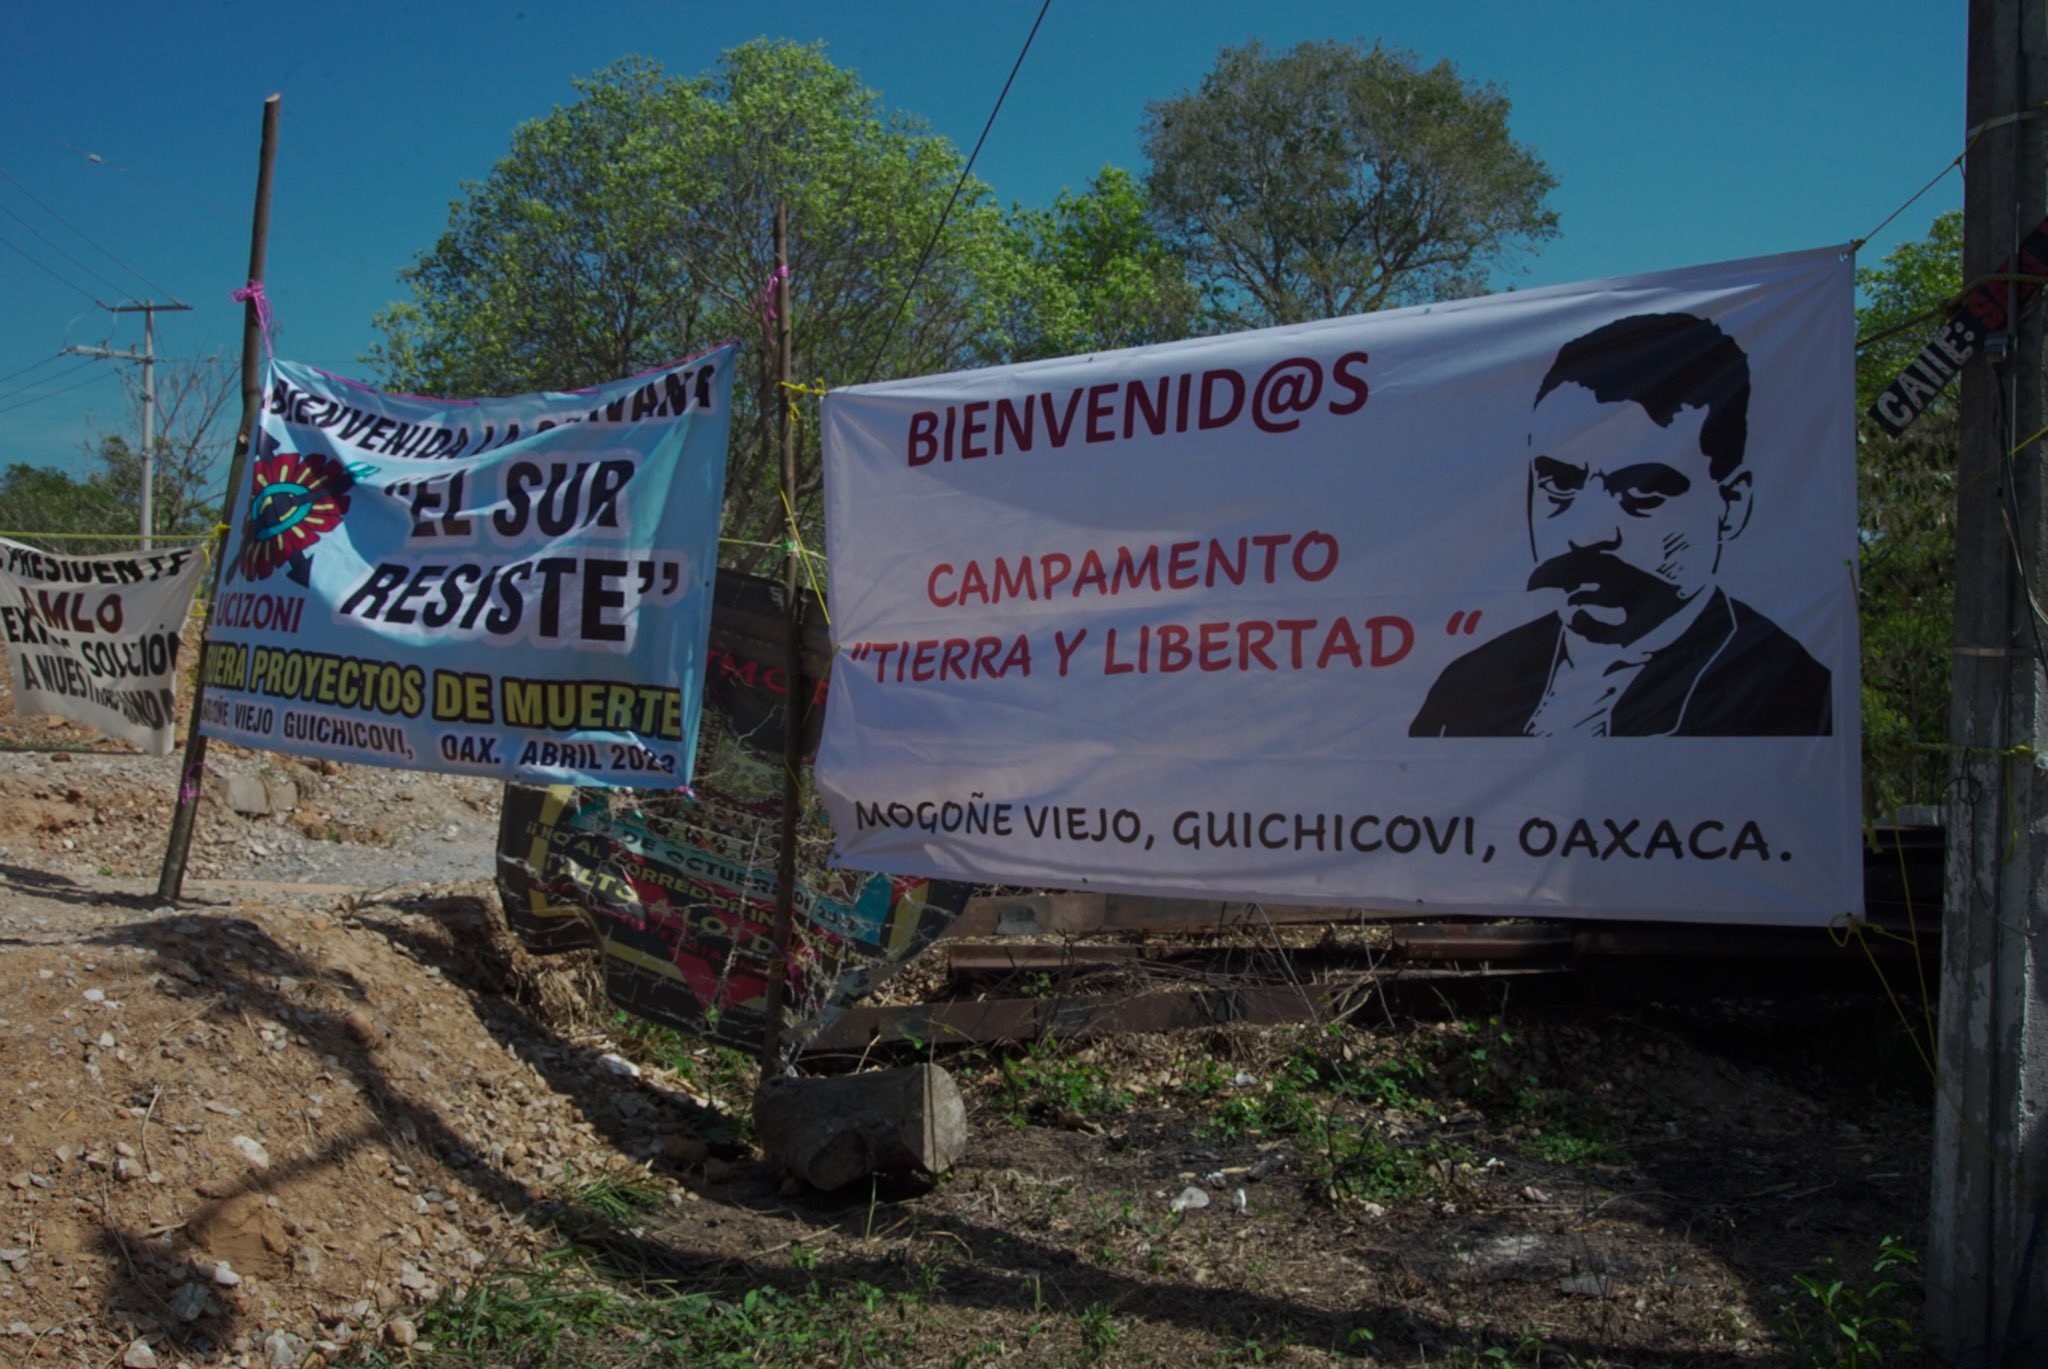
800, 827, 1944, 1056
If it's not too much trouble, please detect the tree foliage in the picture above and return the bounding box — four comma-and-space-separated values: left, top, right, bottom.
988, 166, 1205, 361
1141, 39, 1558, 329
81, 353, 237, 544
369, 43, 1027, 568
0, 463, 131, 553
0, 354, 234, 555
1856, 212, 1963, 818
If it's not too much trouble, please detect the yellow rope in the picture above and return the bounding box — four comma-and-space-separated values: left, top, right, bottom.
778, 484, 830, 628
0, 529, 213, 542
1955, 416, 2048, 502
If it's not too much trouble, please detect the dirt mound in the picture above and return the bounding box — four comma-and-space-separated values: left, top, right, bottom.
0, 672, 1936, 1367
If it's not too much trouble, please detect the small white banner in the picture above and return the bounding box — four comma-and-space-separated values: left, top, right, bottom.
818, 248, 1860, 926
0, 538, 206, 754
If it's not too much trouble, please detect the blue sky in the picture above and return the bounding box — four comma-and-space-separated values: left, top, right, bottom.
0, 1, 1962, 496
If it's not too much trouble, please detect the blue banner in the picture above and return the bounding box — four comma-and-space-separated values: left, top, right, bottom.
198, 350, 734, 787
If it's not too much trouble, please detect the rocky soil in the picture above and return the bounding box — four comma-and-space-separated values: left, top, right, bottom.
0, 672, 1937, 1367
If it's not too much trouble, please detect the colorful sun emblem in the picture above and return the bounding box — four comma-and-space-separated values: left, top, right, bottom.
238, 450, 352, 582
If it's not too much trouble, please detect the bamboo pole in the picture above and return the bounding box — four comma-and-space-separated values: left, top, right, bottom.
759, 204, 802, 1070
157, 94, 281, 904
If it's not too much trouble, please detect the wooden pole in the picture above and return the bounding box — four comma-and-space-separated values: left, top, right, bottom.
759, 204, 803, 1071
156, 94, 280, 904
1929, 0, 2048, 1356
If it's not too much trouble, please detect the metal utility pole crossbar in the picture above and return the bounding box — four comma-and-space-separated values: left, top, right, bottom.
63, 299, 192, 550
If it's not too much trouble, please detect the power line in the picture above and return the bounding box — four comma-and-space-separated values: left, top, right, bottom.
0, 363, 113, 417
0, 357, 98, 402
0, 197, 135, 301
0, 227, 100, 303
0, 353, 67, 390
858, 0, 1052, 383
0, 164, 176, 300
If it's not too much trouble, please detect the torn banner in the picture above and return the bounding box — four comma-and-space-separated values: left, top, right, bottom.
496, 568, 973, 1056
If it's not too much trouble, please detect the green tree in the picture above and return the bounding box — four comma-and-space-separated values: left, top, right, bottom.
370, 43, 1026, 568
80, 352, 237, 543
988, 166, 1204, 361
1141, 39, 1558, 329
0, 463, 131, 553
1856, 212, 1963, 817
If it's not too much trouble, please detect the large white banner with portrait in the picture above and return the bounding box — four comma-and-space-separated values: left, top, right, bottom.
818, 247, 1859, 926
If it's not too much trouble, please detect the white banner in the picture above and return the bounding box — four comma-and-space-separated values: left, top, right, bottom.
818, 248, 1860, 926
0, 539, 206, 754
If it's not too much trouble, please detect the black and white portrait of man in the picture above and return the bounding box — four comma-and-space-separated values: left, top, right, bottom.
1409, 311, 1832, 738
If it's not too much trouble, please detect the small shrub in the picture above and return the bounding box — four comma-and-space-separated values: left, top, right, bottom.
1771, 1235, 1926, 1367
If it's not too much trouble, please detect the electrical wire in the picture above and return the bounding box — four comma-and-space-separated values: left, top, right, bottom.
0, 356, 99, 402
0, 363, 114, 417
0, 353, 67, 390
0, 226, 100, 303
0, 165, 176, 300
0, 196, 136, 302
855, 0, 1052, 384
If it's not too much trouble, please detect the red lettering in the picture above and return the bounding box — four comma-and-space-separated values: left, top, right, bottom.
993, 557, 1035, 602
1329, 351, 1371, 415
1085, 383, 1118, 443
1041, 390, 1083, 446
1073, 549, 1109, 596
1158, 624, 1191, 672
908, 411, 938, 466
1318, 618, 1363, 669
1239, 620, 1277, 669
995, 397, 1034, 453
960, 401, 989, 459
1125, 376, 1169, 438
1199, 369, 1245, 429
940, 637, 970, 678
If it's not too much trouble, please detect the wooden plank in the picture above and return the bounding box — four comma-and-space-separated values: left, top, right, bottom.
801, 968, 1567, 1053
1570, 925, 1930, 960
1391, 922, 1573, 963
942, 892, 1414, 938
804, 986, 1320, 1052
946, 944, 1143, 976
935, 828, 1947, 942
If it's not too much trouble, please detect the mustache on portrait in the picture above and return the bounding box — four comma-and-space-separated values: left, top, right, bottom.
1525, 547, 1664, 604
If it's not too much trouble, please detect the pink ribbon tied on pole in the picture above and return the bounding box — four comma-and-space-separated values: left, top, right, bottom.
758, 264, 790, 329
229, 279, 275, 360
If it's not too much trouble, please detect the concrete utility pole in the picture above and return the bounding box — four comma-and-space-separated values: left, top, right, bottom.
63, 298, 191, 549
1931, 0, 2048, 1360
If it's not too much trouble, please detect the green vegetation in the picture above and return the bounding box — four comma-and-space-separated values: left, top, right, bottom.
0, 353, 233, 551
1771, 1235, 1927, 1368
354, 1251, 925, 1368
1170, 1018, 1632, 1206
373, 38, 1562, 576
557, 1166, 665, 1226
1855, 212, 1962, 818
1195, 1038, 1452, 1204
990, 1038, 1134, 1126
1077, 1300, 1124, 1361
1143, 38, 1558, 328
